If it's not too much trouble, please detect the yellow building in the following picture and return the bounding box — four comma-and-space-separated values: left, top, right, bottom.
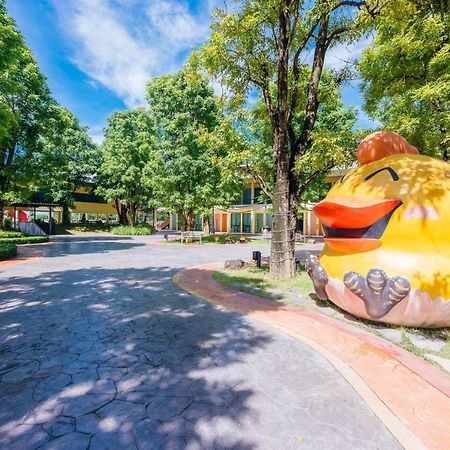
6, 186, 117, 228
69, 187, 117, 222
168, 172, 347, 236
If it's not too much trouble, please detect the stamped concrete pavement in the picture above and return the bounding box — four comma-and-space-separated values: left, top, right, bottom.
0, 234, 401, 449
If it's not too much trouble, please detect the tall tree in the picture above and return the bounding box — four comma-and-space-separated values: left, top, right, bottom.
359, 0, 450, 159
96, 108, 157, 226
198, 0, 380, 278
0, 1, 53, 225
146, 70, 241, 231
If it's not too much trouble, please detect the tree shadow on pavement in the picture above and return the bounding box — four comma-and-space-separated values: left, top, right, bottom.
0, 266, 271, 449
34, 237, 146, 258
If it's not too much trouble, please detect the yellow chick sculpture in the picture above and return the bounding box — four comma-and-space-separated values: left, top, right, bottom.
306, 131, 450, 327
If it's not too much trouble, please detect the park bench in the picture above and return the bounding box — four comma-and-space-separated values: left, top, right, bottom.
180, 230, 204, 243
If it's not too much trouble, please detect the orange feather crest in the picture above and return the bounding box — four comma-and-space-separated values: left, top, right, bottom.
357, 131, 419, 165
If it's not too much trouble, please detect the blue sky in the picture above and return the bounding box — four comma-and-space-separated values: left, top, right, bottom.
6, 0, 375, 144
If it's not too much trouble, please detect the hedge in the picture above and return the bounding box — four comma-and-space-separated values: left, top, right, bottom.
0, 231, 26, 239
112, 225, 155, 236
0, 236, 49, 245
0, 243, 17, 260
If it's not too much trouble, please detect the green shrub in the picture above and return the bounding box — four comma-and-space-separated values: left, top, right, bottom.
0, 243, 17, 260
0, 236, 49, 245
112, 225, 155, 236
2, 217, 12, 230
0, 231, 26, 238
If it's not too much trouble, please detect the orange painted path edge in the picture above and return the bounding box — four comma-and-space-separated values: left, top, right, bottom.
173, 263, 450, 450
0, 246, 43, 268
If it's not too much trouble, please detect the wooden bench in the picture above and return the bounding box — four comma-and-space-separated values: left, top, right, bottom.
180, 231, 204, 244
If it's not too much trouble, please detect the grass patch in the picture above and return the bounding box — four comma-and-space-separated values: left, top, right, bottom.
55, 223, 114, 235
168, 234, 271, 244
111, 225, 155, 236
55, 223, 156, 236
0, 243, 17, 260
213, 266, 313, 301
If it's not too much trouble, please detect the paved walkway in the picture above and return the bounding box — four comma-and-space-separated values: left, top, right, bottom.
1, 234, 402, 449
175, 263, 450, 450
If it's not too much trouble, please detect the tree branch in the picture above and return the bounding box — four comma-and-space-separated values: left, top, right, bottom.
238, 164, 273, 199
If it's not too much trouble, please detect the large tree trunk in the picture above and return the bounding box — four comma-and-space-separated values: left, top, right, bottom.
270, 133, 296, 279
202, 215, 210, 236
62, 203, 71, 225
270, 2, 296, 279
185, 209, 195, 232
127, 202, 136, 226
120, 205, 128, 225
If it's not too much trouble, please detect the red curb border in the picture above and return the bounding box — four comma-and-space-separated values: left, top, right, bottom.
281, 304, 450, 397
0, 246, 43, 268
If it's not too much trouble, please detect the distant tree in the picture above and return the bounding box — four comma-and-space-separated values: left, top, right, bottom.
359, 0, 450, 159
96, 108, 157, 226
197, 0, 377, 277
146, 70, 241, 232
37, 105, 99, 224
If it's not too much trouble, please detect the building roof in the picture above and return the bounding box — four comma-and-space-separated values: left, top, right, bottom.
10, 202, 60, 208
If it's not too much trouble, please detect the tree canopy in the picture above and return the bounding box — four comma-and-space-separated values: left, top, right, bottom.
37, 105, 99, 223
96, 108, 157, 226
196, 0, 379, 278
146, 70, 241, 231
0, 1, 96, 226
359, 0, 450, 159
236, 69, 357, 204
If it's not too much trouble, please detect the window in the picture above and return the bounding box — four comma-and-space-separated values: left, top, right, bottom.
253, 187, 263, 204
242, 213, 251, 233
242, 188, 252, 205
231, 213, 241, 232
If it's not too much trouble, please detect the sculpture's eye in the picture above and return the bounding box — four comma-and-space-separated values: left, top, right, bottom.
364, 167, 399, 182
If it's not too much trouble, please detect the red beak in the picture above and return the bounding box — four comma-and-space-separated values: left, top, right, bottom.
313, 195, 402, 253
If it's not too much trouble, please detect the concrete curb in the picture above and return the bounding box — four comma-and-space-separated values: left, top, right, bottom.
173, 262, 450, 450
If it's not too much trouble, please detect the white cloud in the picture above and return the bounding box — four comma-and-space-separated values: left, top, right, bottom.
325, 35, 373, 71
86, 124, 105, 145
146, 0, 209, 44
51, 0, 219, 108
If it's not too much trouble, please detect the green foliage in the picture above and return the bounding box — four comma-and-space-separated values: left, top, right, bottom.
111, 225, 155, 236
194, 0, 374, 278
146, 70, 242, 229
0, 242, 17, 260
359, 0, 450, 158
0, 3, 96, 228
96, 108, 158, 226
169, 234, 245, 244
0, 2, 53, 207
36, 105, 99, 211
2, 216, 11, 230
0, 230, 24, 238
239, 71, 358, 201
0, 235, 48, 244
